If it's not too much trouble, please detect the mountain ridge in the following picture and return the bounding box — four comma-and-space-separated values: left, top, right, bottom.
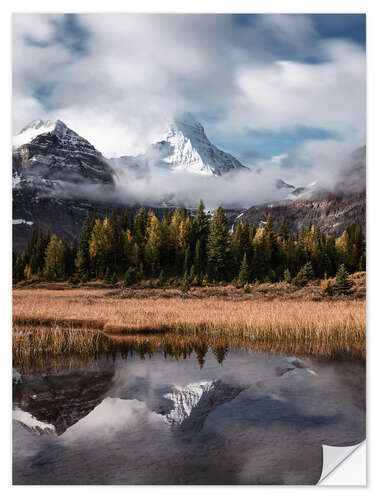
12, 117, 365, 251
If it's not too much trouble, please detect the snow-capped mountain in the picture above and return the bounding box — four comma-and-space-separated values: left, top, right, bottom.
12, 119, 120, 251
112, 113, 249, 177
12, 116, 365, 252
162, 381, 215, 426
12, 364, 115, 436
13, 119, 115, 188
161, 379, 244, 436
12, 356, 318, 440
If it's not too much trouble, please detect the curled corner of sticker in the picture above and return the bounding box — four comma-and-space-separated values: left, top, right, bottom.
318, 441, 366, 485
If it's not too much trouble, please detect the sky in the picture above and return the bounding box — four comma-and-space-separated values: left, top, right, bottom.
13, 14, 365, 158
12, 13, 366, 207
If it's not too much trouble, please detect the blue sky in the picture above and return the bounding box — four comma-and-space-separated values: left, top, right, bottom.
13, 13, 365, 163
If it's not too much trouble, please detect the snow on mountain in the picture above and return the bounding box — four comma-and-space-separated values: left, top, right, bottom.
162, 381, 215, 426
156, 113, 249, 176
13, 219, 33, 226
13, 407, 56, 436
113, 113, 249, 177
13, 119, 115, 187
13, 119, 58, 149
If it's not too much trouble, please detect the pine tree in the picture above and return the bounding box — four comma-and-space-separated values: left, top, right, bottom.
181, 272, 191, 293
359, 252, 366, 271
14, 203, 365, 288
13, 255, 26, 282
183, 246, 191, 274
238, 253, 250, 285
207, 206, 230, 282
278, 217, 289, 241
119, 208, 129, 232
169, 208, 183, 272
195, 342, 208, 369
89, 218, 107, 278
157, 269, 165, 287
283, 268, 292, 283
336, 229, 351, 268
124, 266, 137, 286
264, 216, 279, 276
334, 264, 353, 295
188, 264, 196, 284
231, 222, 243, 272
193, 200, 209, 273
75, 212, 92, 278
134, 208, 148, 248
44, 235, 64, 280
211, 345, 228, 364
61, 239, 74, 278
250, 225, 267, 281
159, 213, 173, 272
144, 212, 161, 276
108, 207, 120, 271
292, 261, 314, 287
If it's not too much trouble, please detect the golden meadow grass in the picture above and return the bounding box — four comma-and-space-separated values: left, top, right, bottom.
13, 288, 366, 364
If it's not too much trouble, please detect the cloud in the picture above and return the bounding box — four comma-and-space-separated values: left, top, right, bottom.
12, 14, 365, 209
63, 397, 164, 442
224, 40, 365, 136
13, 14, 365, 159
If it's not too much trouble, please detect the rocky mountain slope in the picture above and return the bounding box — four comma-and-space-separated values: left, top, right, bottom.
13, 119, 115, 189
234, 146, 366, 236
232, 191, 365, 237
12, 116, 249, 252
13, 356, 315, 437
12, 116, 365, 252
13, 364, 115, 435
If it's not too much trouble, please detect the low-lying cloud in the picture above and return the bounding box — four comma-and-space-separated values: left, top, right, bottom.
106, 137, 365, 210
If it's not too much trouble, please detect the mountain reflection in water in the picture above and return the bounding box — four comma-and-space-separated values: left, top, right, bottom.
13, 344, 365, 485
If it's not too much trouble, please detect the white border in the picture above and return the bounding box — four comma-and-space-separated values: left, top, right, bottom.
1, 1, 372, 497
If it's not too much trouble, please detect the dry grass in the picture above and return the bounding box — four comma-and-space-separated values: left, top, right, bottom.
12, 287, 366, 361
13, 327, 102, 371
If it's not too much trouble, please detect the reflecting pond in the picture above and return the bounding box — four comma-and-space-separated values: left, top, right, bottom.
13, 340, 365, 485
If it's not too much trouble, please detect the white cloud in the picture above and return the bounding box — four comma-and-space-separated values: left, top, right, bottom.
12, 12, 365, 204
224, 40, 365, 137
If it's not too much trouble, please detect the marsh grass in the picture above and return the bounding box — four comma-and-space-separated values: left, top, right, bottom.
12, 288, 365, 365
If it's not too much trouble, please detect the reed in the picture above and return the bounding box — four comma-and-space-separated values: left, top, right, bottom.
12, 288, 366, 362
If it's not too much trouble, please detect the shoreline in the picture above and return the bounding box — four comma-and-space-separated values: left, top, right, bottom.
13, 286, 366, 363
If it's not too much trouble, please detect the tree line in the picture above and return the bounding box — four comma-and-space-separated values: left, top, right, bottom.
13, 201, 366, 286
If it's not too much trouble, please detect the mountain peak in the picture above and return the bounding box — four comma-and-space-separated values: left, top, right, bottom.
172, 113, 204, 133
14, 119, 69, 148
12, 118, 114, 187
151, 113, 249, 176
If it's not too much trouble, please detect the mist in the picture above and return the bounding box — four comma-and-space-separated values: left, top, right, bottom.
105, 137, 365, 210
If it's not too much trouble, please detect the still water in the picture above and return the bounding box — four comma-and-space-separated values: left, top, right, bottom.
13, 344, 365, 485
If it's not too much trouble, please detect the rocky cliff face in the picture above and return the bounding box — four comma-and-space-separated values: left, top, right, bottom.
12, 119, 122, 252
13, 119, 115, 188
234, 146, 366, 236
12, 117, 366, 252
234, 191, 365, 237
13, 366, 115, 435
13, 356, 317, 438
12, 187, 169, 254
